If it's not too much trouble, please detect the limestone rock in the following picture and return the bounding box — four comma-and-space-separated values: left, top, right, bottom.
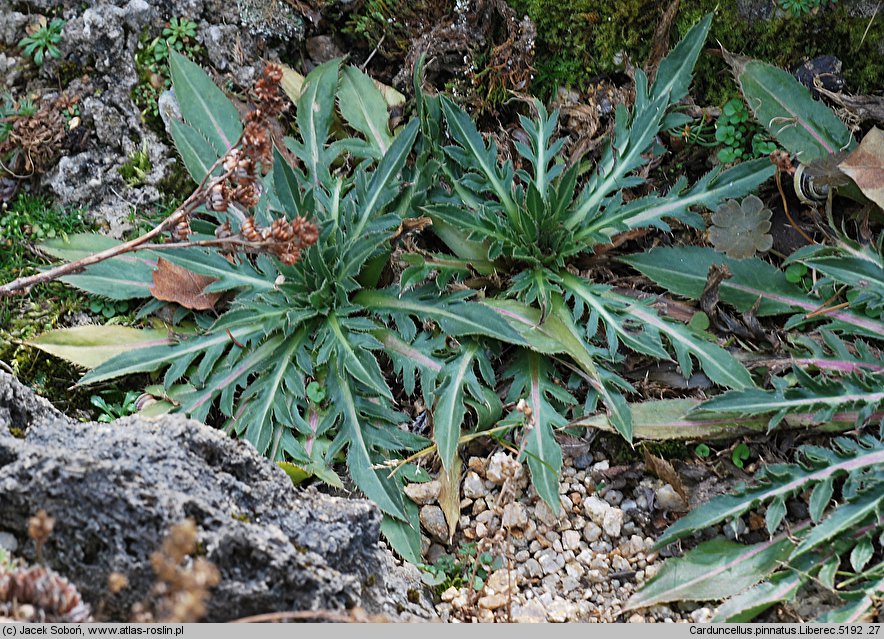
0, 372, 434, 622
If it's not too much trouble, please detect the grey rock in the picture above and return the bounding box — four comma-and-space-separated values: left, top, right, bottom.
523, 558, 543, 578
511, 599, 546, 623
419, 505, 449, 544
0, 372, 434, 622
3, 0, 306, 230
0, 531, 17, 552
306, 35, 344, 65
237, 0, 305, 39
654, 484, 688, 512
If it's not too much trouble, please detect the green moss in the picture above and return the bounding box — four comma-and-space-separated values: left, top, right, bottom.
156, 165, 196, 202
507, 1, 884, 103
119, 142, 153, 187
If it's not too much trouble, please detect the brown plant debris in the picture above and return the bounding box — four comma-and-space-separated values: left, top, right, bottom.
0, 565, 92, 622
131, 519, 220, 623
149, 258, 223, 311
838, 126, 884, 210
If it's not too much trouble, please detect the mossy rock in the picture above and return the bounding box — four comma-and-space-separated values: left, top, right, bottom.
507, 0, 884, 104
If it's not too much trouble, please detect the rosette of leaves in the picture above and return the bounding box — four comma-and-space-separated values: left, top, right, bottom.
626, 431, 884, 622
709, 194, 773, 259
415, 13, 772, 503
37, 53, 523, 560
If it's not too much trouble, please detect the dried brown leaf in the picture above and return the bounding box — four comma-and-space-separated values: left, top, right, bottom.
838, 126, 884, 209
642, 447, 689, 502
437, 455, 462, 544
149, 258, 222, 311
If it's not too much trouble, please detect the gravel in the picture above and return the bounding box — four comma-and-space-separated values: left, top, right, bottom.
418, 452, 699, 623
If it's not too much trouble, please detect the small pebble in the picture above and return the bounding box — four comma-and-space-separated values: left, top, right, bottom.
583, 521, 602, 543
463, 471, 487, 498
534, 500, 560, 527
404, 480, 441, 505
562, 529, 581, 551
478, 593, 507, 610
419, 505, 449, 543
502, 502, 529, 529
655, 484, 688, 511
440, 586, 459, 602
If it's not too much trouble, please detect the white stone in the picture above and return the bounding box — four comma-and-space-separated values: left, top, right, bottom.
602, 507, 624, 538
478, 593, 507, 610
524, 558, 543, 578
537, 549, 560, 575
440, 586, 459, 602
565, 561, 585, 579
583, 521, 602, 543
463, 471, 487, 498
511, 600, 547, 623
404, 480, 441, 505
562, 529, 581, 551
534, 499, 560, 527
502, 502, 529, 529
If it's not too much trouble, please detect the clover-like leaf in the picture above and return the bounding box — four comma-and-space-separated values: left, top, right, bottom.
709, 194, 773, 259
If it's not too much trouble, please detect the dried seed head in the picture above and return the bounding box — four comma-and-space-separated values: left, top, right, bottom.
208, 184, 228, 212
28, 510, 55, 544
240, 217, 261, 243
107, 572, 129, 595
173, 217, 191, 241
270, 217, 294, 241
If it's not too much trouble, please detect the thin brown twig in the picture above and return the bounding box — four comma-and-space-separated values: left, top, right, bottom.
774, 167, 815, 246
805, 301, 850, 319
0, 136, 242, 298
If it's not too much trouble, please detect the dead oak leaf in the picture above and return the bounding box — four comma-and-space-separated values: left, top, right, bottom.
149, 257, 222, 311
838, 126, 884, 210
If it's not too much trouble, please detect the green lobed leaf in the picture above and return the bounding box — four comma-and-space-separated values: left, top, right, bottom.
623, 246, 884, 336
169, 119, 218, 183
329, 366, 407, 520
357, 287, 525, 345
294, 58, 341, 186
169, 50, 242, 158
650, 13, 712, 104
433, 342, 479, 472
624, 536, 795, 610
725, 52, 855, 164
80, 325, 258, 386
338, 66, 393, 156
792, 490, 882, 559
711, 571, 803, 622
655, 442, 884, 548
512, 351, 565, 512
380, 500, 422, 564
40, 233, 158, 300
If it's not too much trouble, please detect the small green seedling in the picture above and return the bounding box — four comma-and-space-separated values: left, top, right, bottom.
731, 442, 751, 468
19, 18, 64, 66
694, 443, 711, 458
